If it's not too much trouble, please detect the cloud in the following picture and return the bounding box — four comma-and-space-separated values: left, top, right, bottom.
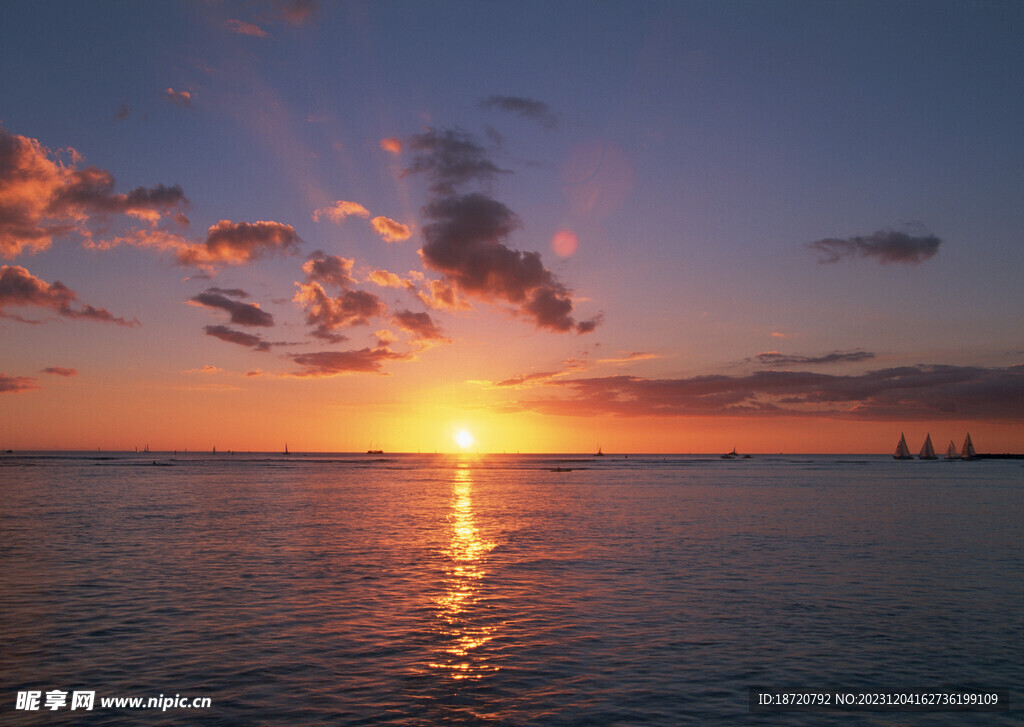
175, 220, 301, 268
489, 358, 591, 389
1, 127, 189, 257
225, 19, 269, 38
289, 345, 412, 377
203, 325, 271, 352
416, 278, 471, 311
370, 216, 411, 242
404, 128, 508, 196
276, 0, 319, 25
114, 104, 132, 121
163, 88, 192, 108
293, 282, 385, 342
0, 265, 138, 325
807, 228, 941, 264
380, 138, 403, 154
41, 366, 77, 377
0, 373, 40, 393
185, 365, 223, 374
312, 200, 370, 223
369, 269, 415, 290
302, 253, 357, 289
752, 349, 876, 367
419, 193, 599, 333
480, 95, 558, 129
508, 364, 1024, 420
190, 288, 274, 327
391, 309, 449, 343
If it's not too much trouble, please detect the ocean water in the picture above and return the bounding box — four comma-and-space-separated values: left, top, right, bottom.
1, 452, 1021, 725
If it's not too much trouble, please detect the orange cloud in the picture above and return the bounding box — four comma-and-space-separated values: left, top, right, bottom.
163, 88, 192, 107
415, 279, 470, 312
370, 216, 411, 242
391, 309, 449, 344
0, 127, 189, 258
369, 269, 414, 289
293, 282, 385, 342
302, 253, 357, 289
1, 264, 137, 326
379, 138, 403, 154
289, 346, 412, 377
312, 200, 370, 223
175, 220, 301, 269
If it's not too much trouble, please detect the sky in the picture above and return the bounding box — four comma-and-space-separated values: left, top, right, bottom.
1, 0, 1023, 453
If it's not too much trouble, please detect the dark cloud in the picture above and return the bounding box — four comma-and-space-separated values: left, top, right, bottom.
190, 288, 274, 327
41, 366, 77, 377
753, 349, 876, 367
176, 220, 301, 268
0, 373, 40, 393
293, 282, 384, 342
0, 126, 190, 257
480, 95, 558, 129
204, 325, 271, 351
419, 193, 599, 333
808, 228, 941, 264
404, 128, 508, 196
391, 309, 449, 343
509, 364, 1024, 421
0, 265, 138, 326
302, 253, 356, 289
289, 346, 412, 377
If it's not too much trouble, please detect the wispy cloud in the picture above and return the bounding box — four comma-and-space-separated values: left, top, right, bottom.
275, 0, 319, 25
0, 373, 40, 393
204, 325, 271, 352
1, 127, 189, 258
751, 349, 875, 367
41, 366, 77, 377
289, 345, 412, 377
380, 138, 403, 155
225, 19, 269, 38
1, 265, 138, 326
190, 288, 274, 327
480, 95, 558, 129
508, 364, 1024, 420
807, 228, 941, 264
185, 365, 223, 374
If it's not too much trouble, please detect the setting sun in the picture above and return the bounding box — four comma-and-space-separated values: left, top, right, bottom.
455, 430, 474, 449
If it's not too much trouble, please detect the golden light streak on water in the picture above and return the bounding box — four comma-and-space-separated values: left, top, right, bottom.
429, 463, 499, 680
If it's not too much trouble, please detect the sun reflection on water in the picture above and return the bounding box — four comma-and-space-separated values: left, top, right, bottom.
429, 463, 500, 680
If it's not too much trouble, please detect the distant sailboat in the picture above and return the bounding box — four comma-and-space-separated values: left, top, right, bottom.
945, 441, 960, 460
961, 433, 978, 460
721, 447, 738, 460
918, 434, 937, 460
894, 433, 913, 460
283, 443, 290, 455
594, 446, 604, 457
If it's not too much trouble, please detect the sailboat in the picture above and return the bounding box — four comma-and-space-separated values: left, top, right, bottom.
961, 433, 979, 460
893, 433, 913, 460
721, 447, 738, 460
283, 443, 290, 455
945, 441, 960, 460
918, 434, 937, 460
594, 445, 605, 457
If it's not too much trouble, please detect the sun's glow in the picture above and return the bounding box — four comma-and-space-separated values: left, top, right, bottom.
455, 430, 474, 449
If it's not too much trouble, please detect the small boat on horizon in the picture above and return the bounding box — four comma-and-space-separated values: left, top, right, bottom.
721, 447, 738, 459
283, 443, 290, 455
945, 440, 960, 460
894, 433, 914, 460
594, 446, 604, 457
367, 449, 384, 455
919, 434, 938, 460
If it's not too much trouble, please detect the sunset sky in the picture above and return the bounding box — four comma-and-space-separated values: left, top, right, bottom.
2, 0, 1023, 453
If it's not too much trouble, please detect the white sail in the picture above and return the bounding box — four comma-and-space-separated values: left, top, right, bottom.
961, 433, 977, 459
919, 434, 936, 459
945, 441, 959, 460
894, 433, 912, 459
